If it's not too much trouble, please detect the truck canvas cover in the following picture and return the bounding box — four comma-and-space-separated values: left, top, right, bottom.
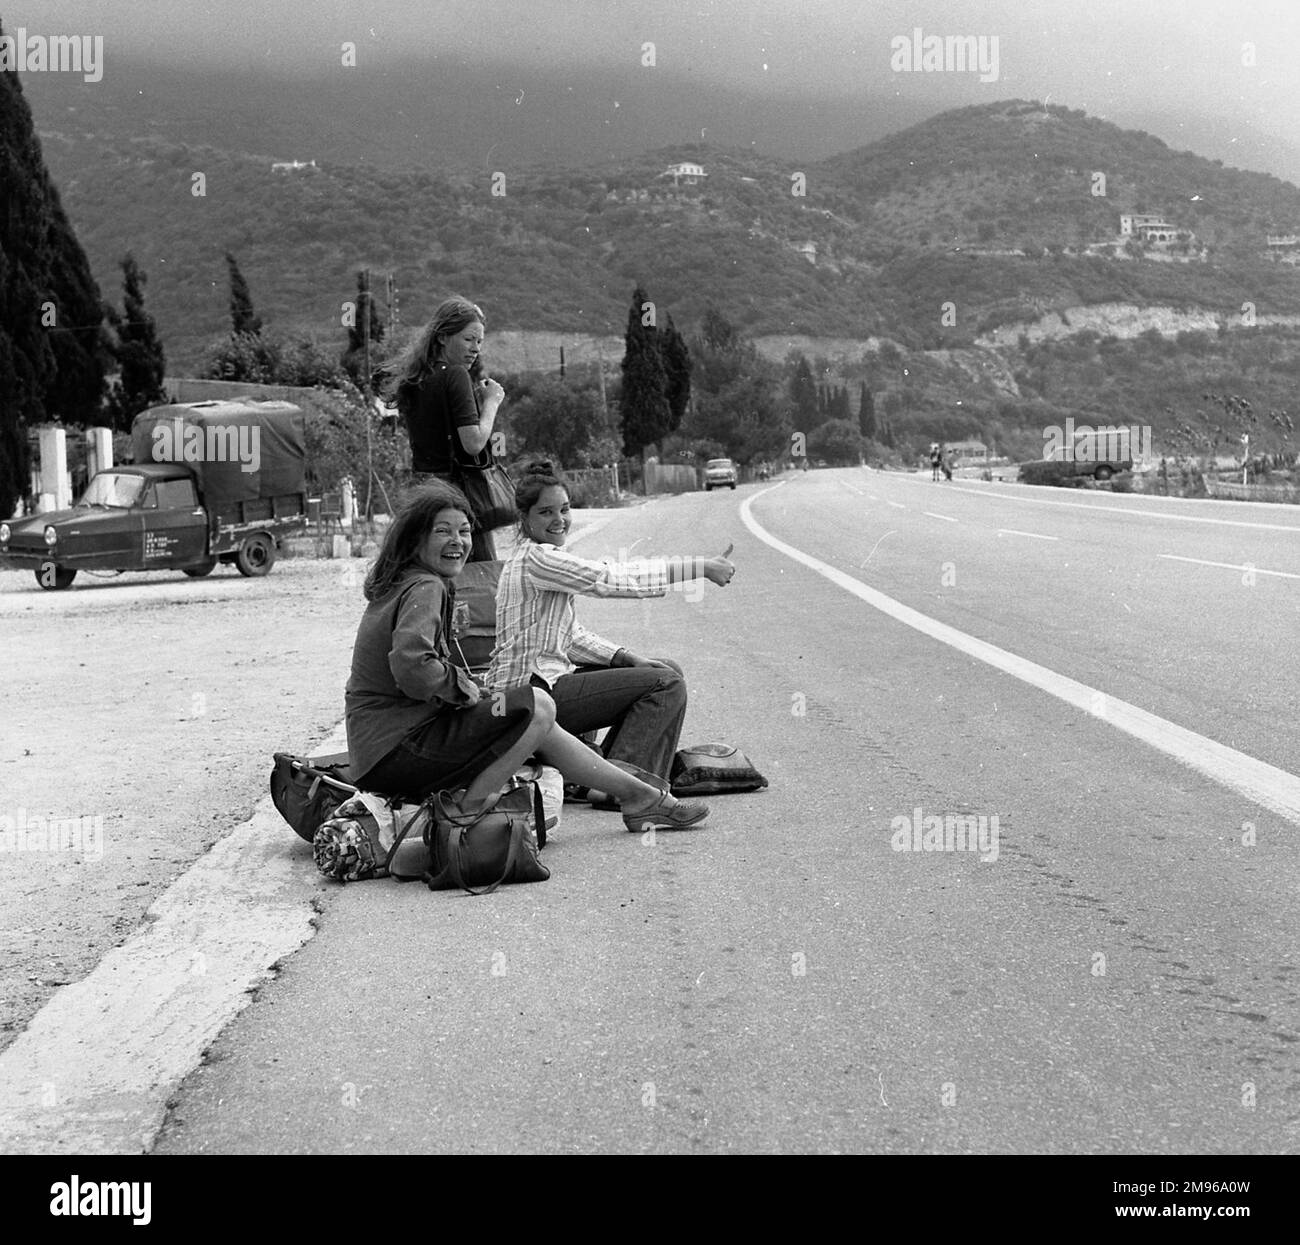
131, 400, 306, 515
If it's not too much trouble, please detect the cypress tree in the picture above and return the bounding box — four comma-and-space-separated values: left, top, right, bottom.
0, 22, 106, 518
788, 355, 818, 426
341, 269, 384, 385
225, 252, 262, 336
859, 383, 876, 440
105, 253, 167, 430
620, 285, 671, 456
659, 313, 692, 433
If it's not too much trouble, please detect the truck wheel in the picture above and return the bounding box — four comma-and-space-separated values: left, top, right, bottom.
183, 560, 217, 578
1094, 466, 1114, 482
729, 483, 736, 490
235, 534, 276, 577
34, 563, 76, 590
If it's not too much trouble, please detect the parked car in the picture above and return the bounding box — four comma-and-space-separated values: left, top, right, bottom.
1, 399, 308, 590
1040, 427, 1136, 481
704, 458, 738, 490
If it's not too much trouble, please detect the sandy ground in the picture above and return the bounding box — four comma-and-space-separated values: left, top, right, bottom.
0, 557, 360, 1053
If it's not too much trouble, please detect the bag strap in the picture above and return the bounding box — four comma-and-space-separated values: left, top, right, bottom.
385, 803, 432, 882
533, 781, 547, 851
292, 760, 358, 799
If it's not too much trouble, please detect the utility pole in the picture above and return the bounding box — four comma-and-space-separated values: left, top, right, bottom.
362, 268, 374, 519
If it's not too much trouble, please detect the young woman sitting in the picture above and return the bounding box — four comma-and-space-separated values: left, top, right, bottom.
485, 460, 736, 823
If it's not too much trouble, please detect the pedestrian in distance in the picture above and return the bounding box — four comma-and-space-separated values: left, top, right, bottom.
345, 481, 707, 832
383, 295, 506, 561
930, 442, 943, 481
942, 449, 954, 481
485, 460, 736, 817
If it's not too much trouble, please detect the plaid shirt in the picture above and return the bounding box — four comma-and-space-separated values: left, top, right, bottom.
486, 541, 669, 690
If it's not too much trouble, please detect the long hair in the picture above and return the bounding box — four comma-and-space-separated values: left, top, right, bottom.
383, 296, 485, 411
363, 481, 474, 602
513, 458, 569, 526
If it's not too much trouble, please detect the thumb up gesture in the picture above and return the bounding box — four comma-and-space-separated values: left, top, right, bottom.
704, 543, 736, 587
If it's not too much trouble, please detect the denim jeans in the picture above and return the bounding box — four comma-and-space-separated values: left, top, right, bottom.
536, 658, 687, 781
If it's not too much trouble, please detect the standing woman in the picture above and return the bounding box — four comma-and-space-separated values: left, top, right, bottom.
486, 460, 735, 809
384, 295, 506, 561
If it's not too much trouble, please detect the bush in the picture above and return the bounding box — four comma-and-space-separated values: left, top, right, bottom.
1016, 459, 1073, 486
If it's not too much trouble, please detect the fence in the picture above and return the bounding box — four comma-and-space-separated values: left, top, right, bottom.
644, 462, 700, 494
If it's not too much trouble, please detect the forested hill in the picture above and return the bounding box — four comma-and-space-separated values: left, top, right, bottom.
32, 96, 1300, 370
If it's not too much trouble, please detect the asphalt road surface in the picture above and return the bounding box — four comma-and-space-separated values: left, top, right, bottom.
3, 469, 1298, 1154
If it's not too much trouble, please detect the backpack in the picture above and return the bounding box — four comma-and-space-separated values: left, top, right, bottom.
451, 558, 503, 671
270, 752, 358, 842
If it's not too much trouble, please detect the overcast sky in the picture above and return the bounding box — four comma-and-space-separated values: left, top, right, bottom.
12, 1, 1300, 172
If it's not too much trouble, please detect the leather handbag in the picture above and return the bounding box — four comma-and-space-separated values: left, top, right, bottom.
448, 414, 516, 530
424, 770, 550, 895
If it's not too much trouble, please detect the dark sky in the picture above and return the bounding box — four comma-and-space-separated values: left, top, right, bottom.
15, 0, 1300, 177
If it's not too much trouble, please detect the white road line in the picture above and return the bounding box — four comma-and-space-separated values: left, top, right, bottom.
886, 500, 906, 510
1159, 554, 1300, 580
945, 484, 1300, 533
923, 511, 957, 523
997, 528, 1059, 542
867, 495, 880, 501
742, 486, 1300, 824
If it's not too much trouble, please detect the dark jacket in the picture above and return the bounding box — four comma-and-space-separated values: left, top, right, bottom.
345, 571, 479, 782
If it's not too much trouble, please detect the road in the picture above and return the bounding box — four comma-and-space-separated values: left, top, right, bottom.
2, 469, 1298, 1154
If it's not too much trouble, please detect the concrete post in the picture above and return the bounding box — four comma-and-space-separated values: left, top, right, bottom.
38, 426, 70, 513
341, 476, 355, 528
85, 426, 113, 480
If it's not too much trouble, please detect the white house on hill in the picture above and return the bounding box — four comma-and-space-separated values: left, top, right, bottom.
662, 161, 707, 185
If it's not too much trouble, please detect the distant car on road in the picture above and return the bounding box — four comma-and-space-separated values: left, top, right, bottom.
704, 458, 738, 491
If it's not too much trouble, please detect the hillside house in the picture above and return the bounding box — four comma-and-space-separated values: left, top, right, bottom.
1267, 234, 1300, 248
797, 241, 817, 264
271, 159, 317, 172
661, 161, 707, 186
1119, 213, 1167, 236
944, 439, 988, 464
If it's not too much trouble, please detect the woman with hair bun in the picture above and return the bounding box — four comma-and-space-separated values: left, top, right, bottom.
486, 459, 736, 821
383, 295, 506, 561
346, 480, 706, 832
